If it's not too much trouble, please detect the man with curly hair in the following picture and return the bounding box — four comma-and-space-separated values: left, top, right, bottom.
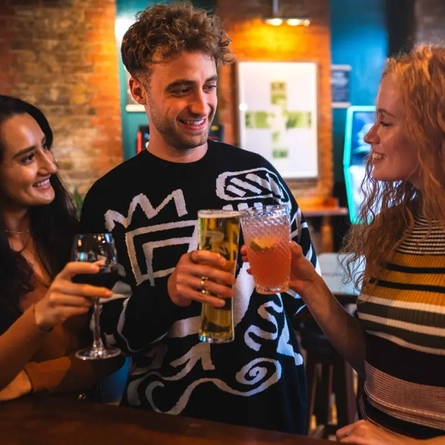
81, 1, 318, 434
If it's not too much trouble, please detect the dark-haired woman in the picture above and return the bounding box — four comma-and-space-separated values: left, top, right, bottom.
0, 95, 122, 401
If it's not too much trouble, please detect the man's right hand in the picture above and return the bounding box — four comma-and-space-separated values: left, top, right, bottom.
167, 250, 236, 307
34, 262, 113, 332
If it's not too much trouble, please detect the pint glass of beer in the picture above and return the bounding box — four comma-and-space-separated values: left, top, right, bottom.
240, 205, 291, 294
198, 209, 240, 343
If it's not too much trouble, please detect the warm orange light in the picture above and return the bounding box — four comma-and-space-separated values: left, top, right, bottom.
286, 18, 301, 26
264, 17, 283, 26
264, 0, 310, 28
264, 17, 311, 27
286, 18, 311, 26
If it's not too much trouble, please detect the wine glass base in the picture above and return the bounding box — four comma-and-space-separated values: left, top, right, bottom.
76, 347, 121, 361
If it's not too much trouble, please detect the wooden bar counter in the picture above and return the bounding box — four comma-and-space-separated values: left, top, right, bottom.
0, 394, 333, 444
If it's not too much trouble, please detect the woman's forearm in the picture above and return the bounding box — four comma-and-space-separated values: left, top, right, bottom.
0, 370, 32, 401
0, 306, 46, 390
24, 354, 124, 394
302, 278, 366, 375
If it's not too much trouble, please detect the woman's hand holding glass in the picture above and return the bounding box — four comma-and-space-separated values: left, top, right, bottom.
71, 233, 121, 360
33, 261, 112, 332
241, 242, 320, 298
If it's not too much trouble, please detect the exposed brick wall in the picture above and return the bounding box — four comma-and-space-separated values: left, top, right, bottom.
414, 0, 445, 43
0, 0, 122, 196
0, 3, 16, 95
216, 0, 333, 198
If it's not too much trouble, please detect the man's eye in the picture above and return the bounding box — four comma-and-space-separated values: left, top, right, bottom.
174, 88, 189, 95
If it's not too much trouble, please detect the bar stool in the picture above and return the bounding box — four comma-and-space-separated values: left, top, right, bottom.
297, 252, 363, 438
300, 309, 356, 437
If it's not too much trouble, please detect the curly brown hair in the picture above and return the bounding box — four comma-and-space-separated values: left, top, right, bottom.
121, 2, 234, 83
343, 44, 445, 288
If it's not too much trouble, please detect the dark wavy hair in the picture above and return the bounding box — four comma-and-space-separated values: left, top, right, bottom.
121, 1, 234, 82
0, 95, 78, 334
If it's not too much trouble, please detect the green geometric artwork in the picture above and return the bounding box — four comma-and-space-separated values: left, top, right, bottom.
244, 81, 313, 159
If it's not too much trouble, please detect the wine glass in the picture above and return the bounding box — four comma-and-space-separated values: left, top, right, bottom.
71, 233, 121, 360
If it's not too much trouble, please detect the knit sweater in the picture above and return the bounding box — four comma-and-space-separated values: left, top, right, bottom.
80, 140, 318, 434
358, 215, 445, 438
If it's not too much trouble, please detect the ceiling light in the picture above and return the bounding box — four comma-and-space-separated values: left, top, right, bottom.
263, 0, 311, 27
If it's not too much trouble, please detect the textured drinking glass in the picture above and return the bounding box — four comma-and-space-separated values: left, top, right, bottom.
240, 205, 291, 294
198, 209, 240, 343
71, 233, 121, 360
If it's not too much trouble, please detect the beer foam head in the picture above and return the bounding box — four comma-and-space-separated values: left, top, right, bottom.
198, 209, 241, 218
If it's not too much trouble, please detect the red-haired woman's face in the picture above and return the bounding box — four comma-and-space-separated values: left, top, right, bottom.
364, 74, 422, 189
0, 113, 57, 210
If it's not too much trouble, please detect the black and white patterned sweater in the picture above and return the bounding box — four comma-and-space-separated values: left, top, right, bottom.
80, 140, 318, 434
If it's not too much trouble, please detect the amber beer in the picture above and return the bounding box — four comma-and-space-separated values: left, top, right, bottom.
198, 209, 240, 343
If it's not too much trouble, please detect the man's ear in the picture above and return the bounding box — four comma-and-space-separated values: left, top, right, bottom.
129, 77, 147, 105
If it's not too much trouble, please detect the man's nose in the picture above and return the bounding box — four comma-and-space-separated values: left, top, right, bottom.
189, 91, 210, 116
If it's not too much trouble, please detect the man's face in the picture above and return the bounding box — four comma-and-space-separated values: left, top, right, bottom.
131, 51, 218, 156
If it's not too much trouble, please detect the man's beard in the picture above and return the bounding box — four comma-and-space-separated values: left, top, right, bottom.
150, 106, 213, 151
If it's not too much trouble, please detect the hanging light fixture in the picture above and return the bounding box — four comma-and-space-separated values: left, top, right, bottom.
263, 0, 311, 27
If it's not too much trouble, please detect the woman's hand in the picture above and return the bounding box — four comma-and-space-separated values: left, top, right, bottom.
336, 420, 417, 444
240, 245, 251, 273
242, 242, 320, 297
287, 242, 320, 296
0, 370, 32, 402
34, 262, 113, 332
168, 250, 236, 308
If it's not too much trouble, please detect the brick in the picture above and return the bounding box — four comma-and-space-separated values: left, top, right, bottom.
2, 0, 122, 195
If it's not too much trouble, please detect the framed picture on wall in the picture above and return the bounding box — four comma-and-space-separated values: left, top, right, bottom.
124, 69, 145, 112
237, 61, 318, 179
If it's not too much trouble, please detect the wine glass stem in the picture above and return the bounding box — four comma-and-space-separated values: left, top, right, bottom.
92, 298, 105, 351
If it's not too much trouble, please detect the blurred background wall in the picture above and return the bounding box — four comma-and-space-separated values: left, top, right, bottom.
0, 0, 443, 207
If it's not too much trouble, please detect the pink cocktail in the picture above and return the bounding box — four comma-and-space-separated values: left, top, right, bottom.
241, 205, 291, 294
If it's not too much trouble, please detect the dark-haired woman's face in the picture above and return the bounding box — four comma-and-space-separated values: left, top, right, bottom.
0, 113, 57, 210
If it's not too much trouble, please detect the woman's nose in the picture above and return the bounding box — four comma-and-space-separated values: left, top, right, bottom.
39, 150, 57, 174
364, 123, 378, 145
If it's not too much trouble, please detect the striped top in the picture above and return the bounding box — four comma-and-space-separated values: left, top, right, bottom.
357, 216, 445, 438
